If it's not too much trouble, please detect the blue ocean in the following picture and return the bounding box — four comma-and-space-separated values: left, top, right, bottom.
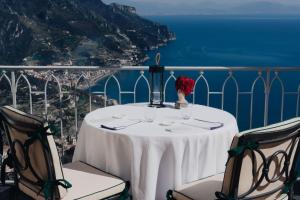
145, 15, 300, 66
94, 15, 300, 131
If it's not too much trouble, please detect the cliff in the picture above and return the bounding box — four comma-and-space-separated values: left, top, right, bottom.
0, 0, 174, 66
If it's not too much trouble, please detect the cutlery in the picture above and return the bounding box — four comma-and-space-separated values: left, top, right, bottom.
101, 120, 141, 130
182, 120, 223, 130
193, 118, 223, 129
165, 128, 173, 132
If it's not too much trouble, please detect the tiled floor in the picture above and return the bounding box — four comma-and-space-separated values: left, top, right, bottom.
0, 183, 33, 200
1, 184, 300, 199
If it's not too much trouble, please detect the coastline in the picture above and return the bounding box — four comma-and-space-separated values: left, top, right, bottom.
21, 33, 176, 92
81, 34, 176, 89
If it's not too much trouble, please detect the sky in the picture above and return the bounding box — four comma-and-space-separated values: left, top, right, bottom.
103, 0, 300, 15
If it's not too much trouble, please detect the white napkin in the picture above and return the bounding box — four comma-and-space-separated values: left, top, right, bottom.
165, 125, 194, 133
182, 118, 223, 130
100, 119, 141, 130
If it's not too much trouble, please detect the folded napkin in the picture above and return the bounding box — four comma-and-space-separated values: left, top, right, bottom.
165, 125, 193, 133
183, 119, 223, 130
100, 119, 141, 130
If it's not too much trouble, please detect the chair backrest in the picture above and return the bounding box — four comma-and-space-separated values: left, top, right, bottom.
0, 106, 67, 199
219, 118, 300, 200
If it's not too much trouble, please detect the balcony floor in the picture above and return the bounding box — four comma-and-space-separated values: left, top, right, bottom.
1, 182, 300, 199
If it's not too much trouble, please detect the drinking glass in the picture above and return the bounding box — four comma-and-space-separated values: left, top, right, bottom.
144, 107, 157, 122
180, 105, 193, 120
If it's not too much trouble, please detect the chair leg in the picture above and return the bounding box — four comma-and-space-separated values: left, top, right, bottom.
118, 181, 131, 200
288, 186, 294, 200
166, 190, 175, 200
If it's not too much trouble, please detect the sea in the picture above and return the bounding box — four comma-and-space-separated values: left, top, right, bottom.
145, 15, 300, 67
93, 15, 300, 131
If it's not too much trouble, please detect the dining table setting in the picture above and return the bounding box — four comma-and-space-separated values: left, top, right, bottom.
72, 102, 238, 200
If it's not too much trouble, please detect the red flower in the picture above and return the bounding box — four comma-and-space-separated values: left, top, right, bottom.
175, 76, 195, 96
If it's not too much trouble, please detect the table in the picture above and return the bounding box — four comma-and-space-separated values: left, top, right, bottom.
72, 103, 238, 200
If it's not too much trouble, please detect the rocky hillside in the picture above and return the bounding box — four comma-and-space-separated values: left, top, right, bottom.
0, 0, 174, 66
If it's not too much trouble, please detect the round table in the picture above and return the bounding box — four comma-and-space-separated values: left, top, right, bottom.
72, 103, 238, 200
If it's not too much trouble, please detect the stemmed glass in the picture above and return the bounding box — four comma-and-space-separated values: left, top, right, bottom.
180, 104, 193, 120
143, 107, 157, 122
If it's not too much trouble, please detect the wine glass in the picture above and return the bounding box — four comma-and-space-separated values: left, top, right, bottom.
180, 105, 193, 120
143, 107, 157, 122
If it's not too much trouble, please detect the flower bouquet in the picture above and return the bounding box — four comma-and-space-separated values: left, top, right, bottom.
175, 76, 195, 109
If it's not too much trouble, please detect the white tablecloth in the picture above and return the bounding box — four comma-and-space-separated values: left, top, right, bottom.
73, 103, 238, 200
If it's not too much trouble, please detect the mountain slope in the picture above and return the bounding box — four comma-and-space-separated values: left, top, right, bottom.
0, 0, 174, 65
74, 0, 172, 50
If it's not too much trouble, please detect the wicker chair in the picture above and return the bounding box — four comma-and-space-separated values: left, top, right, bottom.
0, 106, 130, 200
167, 118, 300, 200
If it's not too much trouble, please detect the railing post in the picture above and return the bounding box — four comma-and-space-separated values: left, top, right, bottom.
60, 92, 64, 156
264, 68, 271, 126
88, 70, 92, 112
74, 89, 78, 140
10, 71, 17, 108
297, 85, 300, 117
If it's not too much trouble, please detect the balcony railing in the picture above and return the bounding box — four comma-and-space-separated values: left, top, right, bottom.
1, 66, 300, 151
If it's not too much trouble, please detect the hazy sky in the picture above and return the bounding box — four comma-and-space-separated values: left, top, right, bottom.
103, 0, 300, 15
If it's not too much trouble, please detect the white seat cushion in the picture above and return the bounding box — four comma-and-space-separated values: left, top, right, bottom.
280, 194, 288, 200
62, 161, 126, 200
172, 172, 288, 200
172, 173, 224, 200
